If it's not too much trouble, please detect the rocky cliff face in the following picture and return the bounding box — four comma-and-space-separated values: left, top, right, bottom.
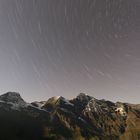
0, 92, 140, 140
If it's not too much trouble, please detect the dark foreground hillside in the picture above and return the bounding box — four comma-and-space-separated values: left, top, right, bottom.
0, 92, 140, 140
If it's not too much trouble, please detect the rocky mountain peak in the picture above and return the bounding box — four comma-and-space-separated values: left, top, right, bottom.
76, 93, 93, 101
0, 92, 25, 104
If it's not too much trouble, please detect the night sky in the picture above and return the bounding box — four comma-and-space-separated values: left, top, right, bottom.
0, 0, 140, 103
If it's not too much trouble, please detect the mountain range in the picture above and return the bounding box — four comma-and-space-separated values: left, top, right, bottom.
0, 92, 140, 140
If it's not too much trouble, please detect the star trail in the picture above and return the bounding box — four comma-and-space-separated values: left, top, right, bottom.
0, 0, 140, 103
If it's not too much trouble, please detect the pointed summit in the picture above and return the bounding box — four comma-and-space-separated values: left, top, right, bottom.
76, 93, 93, 101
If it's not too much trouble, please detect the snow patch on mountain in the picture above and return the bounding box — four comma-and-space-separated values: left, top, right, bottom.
31, 101, 47, 108
61, 97, 74, 106
115, 105, 127, 116
84, 98, 102, 113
